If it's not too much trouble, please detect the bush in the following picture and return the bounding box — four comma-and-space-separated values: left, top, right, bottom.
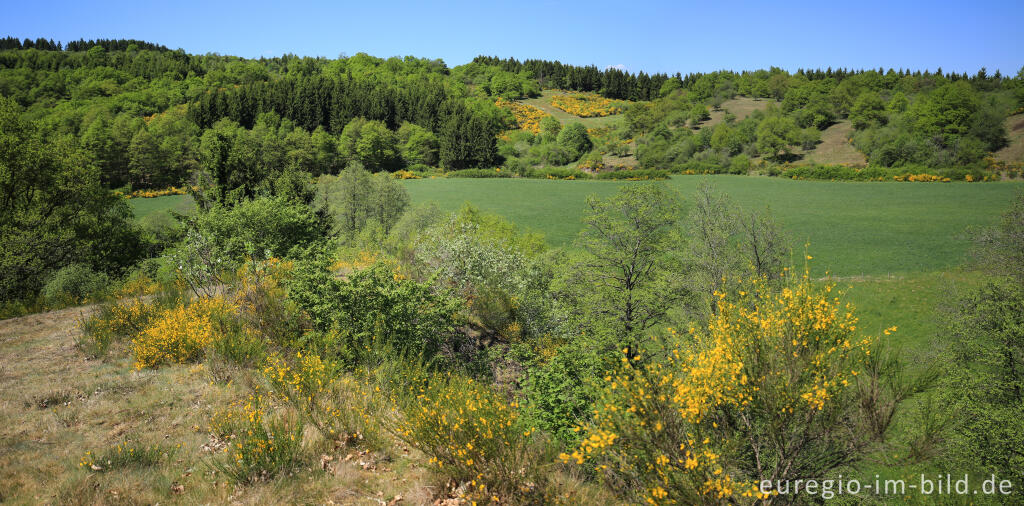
593, 169, 669, 180
387, 371, 551, 501
131, 296, 233, 369
563, 275, 913, 503
445, 168, 513, 178
287, 259, 464, 367
41, 264, 109, 305
265, 352, 382, 448
79, 440, 178, 472
525, 167, 591, 180
210, 392, 305, 484
556, 122, 593, 162
190, 196, 327, 265
78, 292, 165, 358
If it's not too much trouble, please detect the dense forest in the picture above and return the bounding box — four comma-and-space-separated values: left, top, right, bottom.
1, 38, 1020, 193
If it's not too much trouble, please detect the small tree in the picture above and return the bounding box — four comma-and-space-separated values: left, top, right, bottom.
755, 114, 798, 160
540, 116, 562, 143
556, 122, 593, 162
569, 183, 686, 355
688, 104, 710, 126
685, 182, 738, 314
319, 162, 410, 238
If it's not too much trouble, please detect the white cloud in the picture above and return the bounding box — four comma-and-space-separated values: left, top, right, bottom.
605, 64, 627, 71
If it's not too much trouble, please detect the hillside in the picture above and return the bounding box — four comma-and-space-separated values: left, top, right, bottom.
0, 305, 437, 504
994, 113, 1024, 163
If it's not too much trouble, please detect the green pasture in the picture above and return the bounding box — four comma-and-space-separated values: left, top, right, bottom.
128, 194, 195, 221
402, 176, 1023, 277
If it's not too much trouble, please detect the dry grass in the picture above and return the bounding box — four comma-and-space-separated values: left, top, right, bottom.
794, 120, 867, 166
994, 114, 1024, 164
704, 96, 773, 128
0, 302, 620, 504
0, 305, 432, 504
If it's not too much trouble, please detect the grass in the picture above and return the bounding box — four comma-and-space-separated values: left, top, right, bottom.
403, 176, 1024, 277
0, 305, 436, 504
402, 176, 1022, 364
128, 194, 194, 221
794, 120, 868, 166
994, 113, 1024, 164
704, 96, 772, 128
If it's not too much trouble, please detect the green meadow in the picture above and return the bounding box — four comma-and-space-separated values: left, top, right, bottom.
402, 176, 1022, 276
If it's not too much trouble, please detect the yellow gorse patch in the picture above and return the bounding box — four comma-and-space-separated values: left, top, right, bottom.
550, 92, 623, 117
131, 297, 234, 369
494, 97, 551, 134
564, 274, 873, 504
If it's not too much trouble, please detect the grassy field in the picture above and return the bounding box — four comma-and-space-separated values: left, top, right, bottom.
128, 195, 194, 221
704, 96, 772, 128
127, 178, 1023, 278
794, 120, 868, 165
403, 176, 1023, 276
130, 177, 1023, 356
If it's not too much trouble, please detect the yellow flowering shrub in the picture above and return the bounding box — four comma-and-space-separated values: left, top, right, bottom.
564, 274, 887, 504
210, 392, 305, 484
550, 92, 624, 117
264, 352, 380, 447
131, 297, 234, 369
78, 292, 164, 357
388, 372, 549, 501
494, 97, 551, 134
113, 186, 196, 199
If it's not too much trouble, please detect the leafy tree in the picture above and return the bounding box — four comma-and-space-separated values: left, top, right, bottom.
567, 183, 686, 354
909, 81, 978, 142
0, 97, 142, 301
319, 162, 409, 237
354, 120, 402, 171
887, 91, 909, 114
183, 195, 328, 265
755, 114, 798, 160
684, 182, 738, 315
555, 122, 592, 162
688, 104, 710, 126
397, 122, 439, 166
539, 116, 561, 143
849, 91, 888, 130
127, 128, 162, 187
945, 279, 1024, 488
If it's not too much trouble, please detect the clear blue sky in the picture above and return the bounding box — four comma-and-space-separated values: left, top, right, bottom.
2, 0, 1021, 76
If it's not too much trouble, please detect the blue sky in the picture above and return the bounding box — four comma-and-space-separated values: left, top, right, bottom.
2, 0, 1021, 75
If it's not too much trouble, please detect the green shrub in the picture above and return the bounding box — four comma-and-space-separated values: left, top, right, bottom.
41, 264, 109, 305
594, 169, 669, 180
525, 167, 591, 179
287, 258, 464, 367
190, 195, 327, 265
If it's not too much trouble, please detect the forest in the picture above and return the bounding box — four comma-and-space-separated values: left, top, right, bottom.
1, 36, 1024, 504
